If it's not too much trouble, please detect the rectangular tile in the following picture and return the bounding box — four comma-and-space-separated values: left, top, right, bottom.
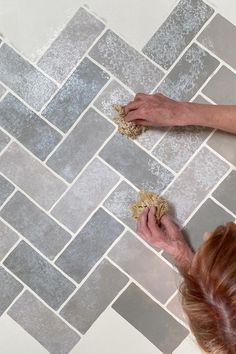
213, 171, 236, 215
60, 259, 128, 334
0, 93, 62, 160
207, 130, 236, 165
0, 267, 23, 315
108, 232, 177, 303
197, 14, 236, 70
4, 241, 75, 310
173, 335, 202, 354
38, 8, 105, 82
42, 57, 109, 132
167, 293, 186, 324
99, 134, 174, 194
0, 130, 10, 152
1, 191, 71, 260
157, 43, 219, 100
0, 174, 14, 206
8, 291, 80, 354
113, 283, 188, 353
163, 147, 229, 224
89, 30, 164, 92
0, 44, 57, 111
47, 108, 114, 182
0, 83, 6, 99
51, 158, 119, 232
0, 143, 67, 210
0, 221, 19, 261
143, 0, 214, 69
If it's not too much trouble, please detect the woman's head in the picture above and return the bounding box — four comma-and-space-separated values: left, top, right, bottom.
179, 222, 236, 354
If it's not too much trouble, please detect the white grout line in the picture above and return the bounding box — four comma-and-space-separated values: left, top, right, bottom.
210, 195, 236, 219
164, 289, 179, 307
199, 91, 217, 104
0, 186, 16, 211
204, 143, 235, 169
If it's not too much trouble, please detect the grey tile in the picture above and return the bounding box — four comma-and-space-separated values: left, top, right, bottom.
207, 130, 236, 166
183, 198, 233, 251
60, 259, 128, 334
167, 293, 186, 324
0, 221, 19, 261
1, 191, 71, 260
213, 171, 236, 215
42, 57, 109, 132
0, 267, 23, 315
51, 158, 119, 232
47, 108, 114, 182
0, 129, 10, 152
0, 93, 62, 160
202, 66, 236, 104
0, 44, 57, 111
164, 147, 229, 224
108, 232, 177, 303
56, 208, 124, 283
0, 143, 67, 210
99, 134, 174, 194
197, 14, 236, 70
0, 83, 6, 98
193, 94, 210, 104
89, 30, 164, 92
4, 241, 75, 310
143, 0, 214, 69
113, 283, 188, 353
157, 43, 219, 100
8, 291, 80, 354
0, 174, 14, 206
38, 8, 105, 83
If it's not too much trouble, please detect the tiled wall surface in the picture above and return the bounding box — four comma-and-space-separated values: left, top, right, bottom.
0, 1, 235, 353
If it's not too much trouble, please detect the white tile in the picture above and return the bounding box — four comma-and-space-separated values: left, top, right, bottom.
173, 335, 202, 354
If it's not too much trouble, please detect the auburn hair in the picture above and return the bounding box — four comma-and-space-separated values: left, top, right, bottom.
179, 222, 236, 354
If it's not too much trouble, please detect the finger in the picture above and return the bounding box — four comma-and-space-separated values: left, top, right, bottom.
139, 208, 152, 240
134, 93, 147, 101
132, 119, 153, 127
161, 214, 178, 232
125, 110, 144, 122
147, 206, 157, 231
124, 101, 142, 115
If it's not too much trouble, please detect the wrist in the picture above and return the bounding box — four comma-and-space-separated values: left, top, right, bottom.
168, 242, 194, 270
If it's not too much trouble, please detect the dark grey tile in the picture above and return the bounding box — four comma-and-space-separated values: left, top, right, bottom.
1, 192, 71, 260
0, 266, 23, 315
157, 43, 219, 100
56, 208, 124, 283
213, 171, 236, 215
89, 30, 164, 92
47, 108, 114, 182
0, 44, 57, 111
207, 130, 236, 166
99, 134, 174, 194
60, 259, 128, 334
42, 57, 109, 132
0, 83, 6, 98
4, 241, 75, 310
8, 291, 80, 354
0, 94, 62, 160
0, 175, 14, 206
113, 283, 188, 353
143, 0, 214, 69
167, 293, 186, 324
0, 221, 19, 261
0, 129, 10, 152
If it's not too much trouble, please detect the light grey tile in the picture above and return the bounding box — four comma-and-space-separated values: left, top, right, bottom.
157, 43, 219, 100
113, 283, 188, 353
0, 143, 67, 210
136, 127, 168, 151
207, 130, 236, 166
56, 208, 124, 283
47, 108, 114, 182
1, 192, 71, 260
51, 158, 119, 232
99, 134, 174, 194
38, 8, 105, 83
89, 30, 164, 92
203, 66, 236, 104
0, 174, 14, 206
42, 57, 109, 132
4, 241, 75, 310
60, 259, 128, 334
193, 94, 210, 104
0, 93, 62, 160
143, 0, 214, 69
0, 221, 19, 261
0, 44, 57, 111
108, 232, 177, 303
213, 171, 236, 215
0, 130, 10, 152
0, 83, 6, 98
8, 291, 80, 354
164, 147, 229, 224
167, 293, 186, 324
0, 267, 23, 315
197, 14, 236, 70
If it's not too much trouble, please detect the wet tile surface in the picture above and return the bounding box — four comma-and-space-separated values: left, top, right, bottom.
213, 171, 236, 215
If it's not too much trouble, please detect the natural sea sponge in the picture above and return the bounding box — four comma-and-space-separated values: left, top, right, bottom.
130, 191, 168, 224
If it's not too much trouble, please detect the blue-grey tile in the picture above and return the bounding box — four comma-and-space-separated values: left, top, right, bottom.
207, 130, 236, 166
0, 129, 10, 152
0, 44, 57, 111
99, 134, 174, 194
60, 259, 128, 334
38, 8, 105, 82
0, 94, 62, 160
42, 57, 109, 132
0, 267, 23, 315
0, 221, 19, 261
56, 208, 124, 283
4, 241, 75, 310
47, 108, 114, 182
157, 43, 219, 100
143, 0, 214, 69
1, 192, 71, 260
89, 30, 164, 92
0, 83, 6, 99
8, 291, 80, 354
0, 174, 14, 206
213, 171, 236, 215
